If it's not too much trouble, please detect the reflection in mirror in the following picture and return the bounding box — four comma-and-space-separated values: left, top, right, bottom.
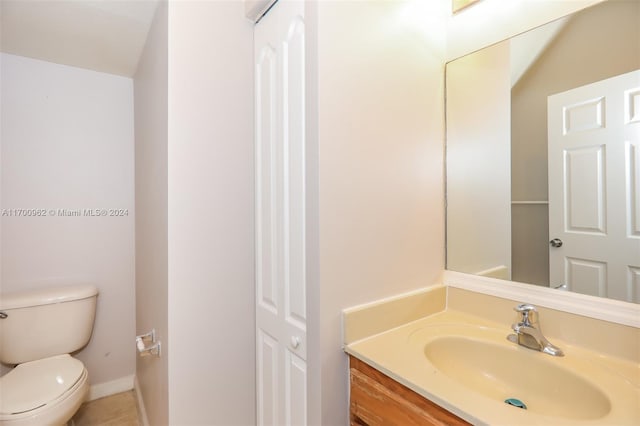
446, 0, 640, 303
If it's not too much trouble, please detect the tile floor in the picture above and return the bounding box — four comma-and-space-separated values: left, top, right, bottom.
71, 390, 140, 426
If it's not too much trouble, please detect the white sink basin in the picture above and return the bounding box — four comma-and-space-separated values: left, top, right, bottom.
424, 335, 611, 420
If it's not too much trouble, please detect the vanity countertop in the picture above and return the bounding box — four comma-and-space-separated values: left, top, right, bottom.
345, 309, 640, 426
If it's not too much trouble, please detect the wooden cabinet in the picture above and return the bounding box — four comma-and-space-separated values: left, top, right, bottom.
349, 356, 470, 426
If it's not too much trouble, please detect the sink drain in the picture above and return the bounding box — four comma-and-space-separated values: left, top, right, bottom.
504, 398, 527, 409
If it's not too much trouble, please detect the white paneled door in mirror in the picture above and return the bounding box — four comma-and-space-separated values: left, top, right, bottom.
548, 70, 640, 302
255, 1, 308, 425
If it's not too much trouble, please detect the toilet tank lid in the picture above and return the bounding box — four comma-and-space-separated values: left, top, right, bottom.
0, 284, 98, 310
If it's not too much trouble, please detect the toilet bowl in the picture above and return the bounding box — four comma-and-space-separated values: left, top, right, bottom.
0, 285, 98, 426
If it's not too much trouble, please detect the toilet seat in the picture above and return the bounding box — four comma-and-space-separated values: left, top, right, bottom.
1, 354, 84, 415
0, 354, 88, 426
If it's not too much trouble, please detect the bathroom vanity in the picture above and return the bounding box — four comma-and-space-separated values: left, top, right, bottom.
343, 286, 640, 425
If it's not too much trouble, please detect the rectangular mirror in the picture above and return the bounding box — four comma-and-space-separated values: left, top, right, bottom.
446, 0, 640, 303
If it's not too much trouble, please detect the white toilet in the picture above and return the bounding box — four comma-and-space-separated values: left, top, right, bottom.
0, 284, 98, 426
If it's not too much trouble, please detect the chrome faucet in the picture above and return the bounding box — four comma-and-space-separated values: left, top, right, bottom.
509, 304, 564, 357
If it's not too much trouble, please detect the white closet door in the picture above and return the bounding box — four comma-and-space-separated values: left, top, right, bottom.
255, 1, 307, 425
548, 69, 640, 302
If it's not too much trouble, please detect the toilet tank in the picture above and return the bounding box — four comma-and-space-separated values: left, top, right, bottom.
0, 284, 98, 364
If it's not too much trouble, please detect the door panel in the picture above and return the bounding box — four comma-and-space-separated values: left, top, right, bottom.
565, 257, 607, 298
563, 96, 605, 134
626, 88, 640, 124
283, 15, 307, 332
257, 330, 279, 426
564, 144, 607, 234
285, 351, 307, 426
628, 141, 640, 237
256, 45, 278, 314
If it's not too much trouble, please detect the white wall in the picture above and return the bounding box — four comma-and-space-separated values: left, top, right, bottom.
315, 1, 448, 423
133, 1, 168, 424
133, 2, 255, 424
166, 1, 255, 424
0, 53, 135, 386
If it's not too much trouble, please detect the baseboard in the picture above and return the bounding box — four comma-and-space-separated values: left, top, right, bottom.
134, 376, 150, 426
88, 374, 135, 401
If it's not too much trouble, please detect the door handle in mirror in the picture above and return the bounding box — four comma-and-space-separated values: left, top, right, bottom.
550, 238, 563, 248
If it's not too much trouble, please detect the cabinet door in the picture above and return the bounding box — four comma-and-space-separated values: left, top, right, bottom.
349, 357, 470, 426
255, 1, 308, 425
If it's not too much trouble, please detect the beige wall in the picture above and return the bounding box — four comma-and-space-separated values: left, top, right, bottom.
511, 204, 549, 285
315, 1, 447, 423
167, 1, 255, 424
133, 1, 168, 424
0, 53, 135, 387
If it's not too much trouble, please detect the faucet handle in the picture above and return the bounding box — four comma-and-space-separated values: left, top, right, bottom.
514, 304, 538, 326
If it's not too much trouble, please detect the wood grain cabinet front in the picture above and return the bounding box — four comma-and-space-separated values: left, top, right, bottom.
349, 356, 471, 426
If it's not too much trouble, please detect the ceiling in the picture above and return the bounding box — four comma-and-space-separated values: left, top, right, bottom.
0, 0, 159, 77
